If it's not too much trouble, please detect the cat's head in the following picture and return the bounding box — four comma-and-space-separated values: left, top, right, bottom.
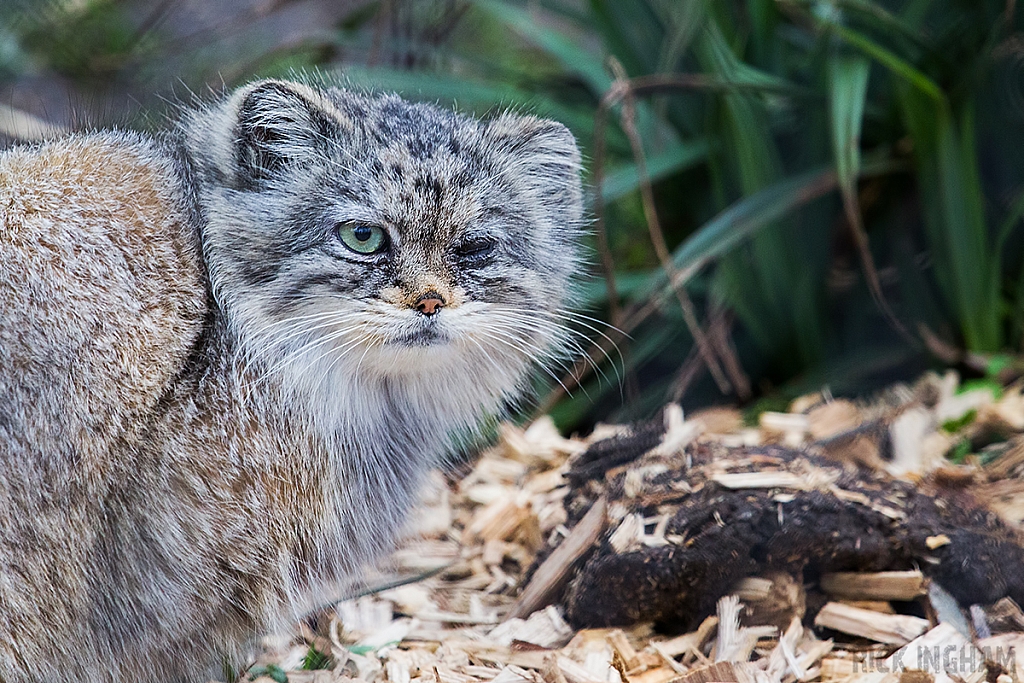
185, 79, 583, 422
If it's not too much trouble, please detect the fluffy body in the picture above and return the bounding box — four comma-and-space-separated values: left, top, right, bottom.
0, 80, 582, 682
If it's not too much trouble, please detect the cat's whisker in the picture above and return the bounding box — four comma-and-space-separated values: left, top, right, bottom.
240, 316, 367, 382
490, 308, 624, 385
475, 321, 591, 383
475, 314, 613, 388
554, 307, 629, 336
462, 335, 520, 387
242, 309, 374, 345
471, 326, 577, 399
503, 307, 625, 361
238, 309, 369, 359
488, 337, 578, 400
249, 323, 371, 393
311, 335, 378, 398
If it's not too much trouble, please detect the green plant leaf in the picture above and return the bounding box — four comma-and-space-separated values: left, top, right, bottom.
830, 0, 930, 51
896, 82, 1001, 352
471, 0, 677, 146
817, 17, 943, 101
828, 56, 870, 204
472, 0, 611, 94
696, 15, 822, 358
673, 167, 830, 285
947, 438, 972, 463
627, 158, 902, 302
249, 664, 288, 683
986, 354, 1013, 378
302, 646, 332, 670
600, 140, 712, 203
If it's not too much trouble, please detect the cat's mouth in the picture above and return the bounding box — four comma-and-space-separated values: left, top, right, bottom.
392, 326, 448, 347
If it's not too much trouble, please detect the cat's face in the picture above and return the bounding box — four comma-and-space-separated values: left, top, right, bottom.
189, 81, 583, 415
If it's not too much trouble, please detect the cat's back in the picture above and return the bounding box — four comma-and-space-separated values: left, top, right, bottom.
0, 131, 207, 477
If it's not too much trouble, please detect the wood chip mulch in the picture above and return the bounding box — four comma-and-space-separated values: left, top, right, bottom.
248, 371, 1024, 683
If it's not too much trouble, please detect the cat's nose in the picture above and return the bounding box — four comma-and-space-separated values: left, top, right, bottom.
415, 292, 445, 316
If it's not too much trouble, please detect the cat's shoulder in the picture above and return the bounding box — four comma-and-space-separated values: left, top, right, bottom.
3, 130, 171, 198
0, 129, 207, 469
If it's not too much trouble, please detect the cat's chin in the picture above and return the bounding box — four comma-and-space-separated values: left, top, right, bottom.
389, 327, 448, 347
362, 343, 464, 376
352, 337, 529, 385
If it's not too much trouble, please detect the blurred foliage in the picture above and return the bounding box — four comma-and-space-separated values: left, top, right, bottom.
4, 0, 1024, 431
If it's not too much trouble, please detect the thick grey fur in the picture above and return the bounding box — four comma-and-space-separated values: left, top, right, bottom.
0, 78, 582, 682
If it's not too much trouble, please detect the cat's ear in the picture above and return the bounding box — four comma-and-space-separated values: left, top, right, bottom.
485, 114, 583, 225
233, 80, 333, 187
486, 114, 581, 172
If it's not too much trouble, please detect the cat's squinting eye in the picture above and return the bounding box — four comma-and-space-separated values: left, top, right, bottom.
456, 237, 498, 263
337, 222, 388, 255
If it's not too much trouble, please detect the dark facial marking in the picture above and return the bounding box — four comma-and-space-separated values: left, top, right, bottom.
237, 244, 294, 287
412, 176, 444, 208
273, 273, 358, 314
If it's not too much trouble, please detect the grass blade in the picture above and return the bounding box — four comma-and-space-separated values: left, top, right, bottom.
827, 54, 911, 341
472, 0, 611, 93
601, 139, 712, 203
897, 82, 999, 351
337, 65, 594, 132
634, 158, 901, 298
828, 56, 870, 199
815, 16, 943, 101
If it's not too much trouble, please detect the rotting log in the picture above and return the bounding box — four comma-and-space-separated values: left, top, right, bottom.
516, 422, 1024, 630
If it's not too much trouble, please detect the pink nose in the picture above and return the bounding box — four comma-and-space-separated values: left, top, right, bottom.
415, 293, 445, 316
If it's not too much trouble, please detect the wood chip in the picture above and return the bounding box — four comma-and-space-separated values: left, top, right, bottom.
655, 615, 719, 660
488, 606, 573, 649
628, 667, 682, 683
983, 597, 1024, 633
889, 406, 935, 476
648, 404, 700, 457
690, 407, 744, 435
818, 656, 859, 681
760, 412, 809, 447
796, 639, 834, 681
252, 371, 1024, 683
508, 497, 608, 620
445, 640, 551, 670
807, 400, 862, 440
555, 655, 607, 683
733, 577, 773, 601
734, 572, 806, 631
813, 602, 929, 645
491, 665, 540, 683
465, 494, 533, 543
820, 571, 926, 601
838, 600, 895, 614
605, 630, 640, 672
882, 623, 986, 683
711, 471, 811, 490
668, 661, 740, 683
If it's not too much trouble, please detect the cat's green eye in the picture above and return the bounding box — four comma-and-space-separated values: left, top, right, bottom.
337, 222, 388, 255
